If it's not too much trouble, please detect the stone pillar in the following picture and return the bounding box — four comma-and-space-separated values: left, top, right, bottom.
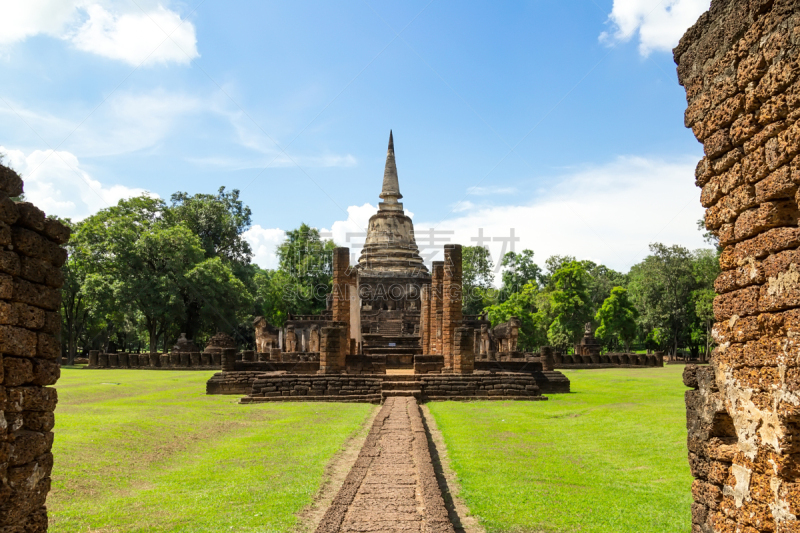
332, 247, 351, 355
109, 353, 119, 367
319, 324, 345, 374
0, 169, 70, 532
149, 352, 160, 367
431, 262, 444, 355
675, 4, 800, 531
88, 350, 99, 367
242, 350, 255, 362
98, 352, 109, 368
118, 353, 129, 368
453, 326, 474, 374
169, 352, 180, 367
128, 353, 138, 368
442, 245, 463, 371
190, 353, 201, 367
541, 346, 554, 371
420, 284, 431, 354
221, 348, 237, 372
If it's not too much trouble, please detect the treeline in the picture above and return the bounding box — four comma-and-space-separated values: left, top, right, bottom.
463, 238, 719, 358
60, 189, 337, 364
60, 188, 718, 363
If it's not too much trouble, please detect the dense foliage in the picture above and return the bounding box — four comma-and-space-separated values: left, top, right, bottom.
60, 189, 335, 363
475, 236, 719, 356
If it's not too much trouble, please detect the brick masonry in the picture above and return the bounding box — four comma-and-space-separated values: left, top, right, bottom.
441, 245, 462, 369
675, 1, 800, 530
313, 397, 455, 533
236, 373, 547, 403
431, 261, 443, 356
0, 164, 69, 532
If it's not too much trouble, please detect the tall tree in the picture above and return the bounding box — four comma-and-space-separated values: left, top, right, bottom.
595, 286, 638, 351
276, 223, 336, 315
628, 243, 696, 357
168, 187, 253, 266
500, 250, 542, 296
546, 261, 593, 350
462, 245, 494, 315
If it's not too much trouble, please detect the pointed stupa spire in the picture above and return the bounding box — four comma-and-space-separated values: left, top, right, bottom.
379, 130, 402, 204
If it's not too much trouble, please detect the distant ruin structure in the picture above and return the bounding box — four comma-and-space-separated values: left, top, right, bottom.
206, 132, 571, 398
676, 1, 800, 531
0, 164, 70, 532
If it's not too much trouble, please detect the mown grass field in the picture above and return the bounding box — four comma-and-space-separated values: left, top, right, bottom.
428, 366, 692, 533
49, 369, 373, 533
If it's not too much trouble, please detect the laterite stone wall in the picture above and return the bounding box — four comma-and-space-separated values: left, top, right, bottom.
675, 1, 800, 530
0, 165, 69, 532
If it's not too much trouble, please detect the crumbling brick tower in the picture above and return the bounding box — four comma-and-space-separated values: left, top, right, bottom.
0, 164, 70, 531
676, 1, 800, 531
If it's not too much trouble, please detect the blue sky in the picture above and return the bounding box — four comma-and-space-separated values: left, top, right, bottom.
0, 0, 711, 274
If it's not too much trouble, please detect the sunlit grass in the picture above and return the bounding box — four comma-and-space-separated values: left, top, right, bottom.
428, 366, 692, 533
49, 369, 373, 533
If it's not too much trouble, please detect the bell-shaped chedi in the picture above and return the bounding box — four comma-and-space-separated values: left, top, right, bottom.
358, 131, 428, 277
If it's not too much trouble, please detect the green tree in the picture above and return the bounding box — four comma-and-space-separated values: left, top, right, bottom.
628, 243, 696, 358
276, 224, 336, 315
541, 255, 576, 288
582, 262, 627, 314
462, 245, 494, 315
500, 250, 542, 297
168, 187, 253, 266
546, 261, 593, 350
595, 286, 638, 351
185, 256, 255, 340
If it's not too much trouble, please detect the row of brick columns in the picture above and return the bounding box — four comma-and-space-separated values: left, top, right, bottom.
418, 244, 473, 374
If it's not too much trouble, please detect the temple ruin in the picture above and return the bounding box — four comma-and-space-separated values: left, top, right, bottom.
0, 164, 70, 532
676, 0, 800, 531
206, 132, 570, 399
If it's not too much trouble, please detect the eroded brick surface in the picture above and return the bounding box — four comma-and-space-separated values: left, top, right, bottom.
0, 164, 69, 532
676, 1, 800, 530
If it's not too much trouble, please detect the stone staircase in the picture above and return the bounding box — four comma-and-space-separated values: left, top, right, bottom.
381, 376, 420, 400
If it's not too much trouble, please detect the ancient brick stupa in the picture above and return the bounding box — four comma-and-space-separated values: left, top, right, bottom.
357, 131, 428, 277
356, 131, 430, 365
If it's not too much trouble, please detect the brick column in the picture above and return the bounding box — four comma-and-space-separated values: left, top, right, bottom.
332, 247, 351, 355
431, 262, 444, 355
221, 349, 236, 371
319, 324, 346, 374
674, 4, 800, 531
453, 327, 474, 374
540, 346, 554, 371
420, 284, 431, 354
442, 244, 463, 371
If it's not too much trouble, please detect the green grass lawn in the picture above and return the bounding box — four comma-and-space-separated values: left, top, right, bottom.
428, 366, 692, 533
49, 369, 373, 533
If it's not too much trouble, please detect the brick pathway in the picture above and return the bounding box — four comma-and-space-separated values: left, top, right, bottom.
315, 397, 455, 533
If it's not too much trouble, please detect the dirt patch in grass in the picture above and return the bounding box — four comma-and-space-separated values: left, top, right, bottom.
293, 404, 379, 532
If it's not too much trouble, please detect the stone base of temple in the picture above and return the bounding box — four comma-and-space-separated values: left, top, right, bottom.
208, 370, 562, 403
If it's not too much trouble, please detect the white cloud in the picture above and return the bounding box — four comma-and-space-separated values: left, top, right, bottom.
243, 226, 286, 270
600, 0, 710, 56
0, 90, 202, 157
1, 146, 156, 220
0, 1, 198, 66
71, 4, 198, 66
323, 156, 706, 277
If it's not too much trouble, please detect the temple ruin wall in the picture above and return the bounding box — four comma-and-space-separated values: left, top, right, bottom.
675, 0, 800, 530
0, 165, 69, 532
